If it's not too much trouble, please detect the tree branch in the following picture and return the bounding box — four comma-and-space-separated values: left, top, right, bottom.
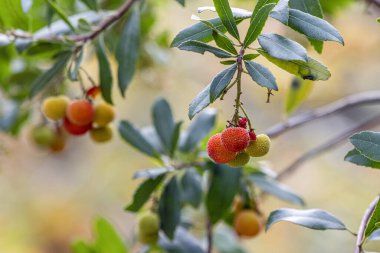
275, 113, 380, 182
266, 91, 380, 138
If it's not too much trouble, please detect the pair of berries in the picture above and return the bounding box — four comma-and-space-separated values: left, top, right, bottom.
40, 95, 115, 146
137, 211, 160, 245
207, 126, 270, 167
30, 125, 66, 153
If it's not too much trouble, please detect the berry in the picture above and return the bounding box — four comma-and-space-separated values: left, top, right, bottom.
228, 152, 250, 168
41, 95, 69, 121
207, 134, 237, 164
66, 99, 94, 126
93, 102, 115, 127
63, 117, 91, 135
31, 125, 55, 147
238, 118, 248, 128
221, 127, 250, 152
138, 212, 160, 245
234, 210, 262, 238
89, 126, 113, 143
86, 86, 101, 98
50, 132, 66, 153
246, 134, 270, 157
249, 131, 257, 141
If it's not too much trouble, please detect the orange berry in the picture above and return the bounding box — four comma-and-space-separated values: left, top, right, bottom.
66, 99, 94, 126
207, 133, 237, 164
50, 132, 66, 153
234, 210, 262, 238
63, 117, 91, 136
221, 127, 250, 152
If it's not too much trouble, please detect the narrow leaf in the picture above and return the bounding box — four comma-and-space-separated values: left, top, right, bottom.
47, 0, 76, 31
266, 208, 347, 231
212, 0, 240, 39
344, 148, 380, 169
68, 48, 84, 81
210, 64, 237, 102
244, 60, 278, 90
117, 7, 140, 96
170, 121, 182, 157
189, 85, 211, 119
95, 37, 113, 104
270, 0, 289, 24
94, 218, 127, 253
253, 0, 279, 16
243, 54, 259, 60
365, 197, 380, 238
152, 98, 175, 155
178, 40, 233, 58
350, 131, 380, 162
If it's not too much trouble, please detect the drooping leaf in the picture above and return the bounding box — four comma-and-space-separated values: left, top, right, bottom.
180, 109, 217, 152
266, 208, 347, 231
30, 51, 72, 97
212, 0, 240, 39
95, 37, 113, 104
258, 33, 307, 62
159, 227, 205, 253
119, 120, 159, 159
159, 177, 182, 239
68, 47, 84, 81
210, 64, 237, 102
206, 164, 241, 224
365, 197, 380, 238
188, 85, 211, 120
117, 7, 140, 96
250, 174, 304, 206
94, 218, 127, 253
344, 149, 380, 169
152, 98, 175, 155
244, 60, 278, 90
178, 40, 233, 58
126, 175, 165, 212
244, 3, 276, 48
285, 77, 313, 114
350, 131, 380, 162
180, 169, 203, 208
47, 0, 76, 32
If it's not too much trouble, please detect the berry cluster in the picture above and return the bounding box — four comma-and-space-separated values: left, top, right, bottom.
207, 118, 270, 167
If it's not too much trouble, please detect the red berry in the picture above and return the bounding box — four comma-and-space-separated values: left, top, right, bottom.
249, 131, 257, 141
207, 134, 237, 164
63, 117, 92, 135
238, 118, 248, 128
221, 127, 250, 152
86, 86, 101, 98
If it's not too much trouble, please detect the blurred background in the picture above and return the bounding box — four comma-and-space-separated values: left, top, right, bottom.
0, 0, 380, 253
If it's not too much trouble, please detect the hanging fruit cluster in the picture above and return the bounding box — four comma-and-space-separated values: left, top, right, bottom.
207, 117, 270, 167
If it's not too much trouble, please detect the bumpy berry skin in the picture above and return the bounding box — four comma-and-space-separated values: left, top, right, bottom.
234, 210, 262, 238
138, 212, 160, 245
246, 134, 270, 157
89, 126, 113, 143
228, 152, 250, 168
63, 118, 91, 135
207, 134, 237, 164
221, 127, 250, 152
41, 95, 69, 121
93, 102, 115, 127
238, 118, 248, 128
66, 99, 94, 126
31, 126, 55, 147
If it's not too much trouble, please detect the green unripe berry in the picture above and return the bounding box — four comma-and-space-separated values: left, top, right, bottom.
138, 230, 159, 245
228, 152, 250, 168
31, 125, 55, 147
41, 95, 69, 121
246, 134, 270, 157
138, 212, 160, 235
89, 126, 113, 143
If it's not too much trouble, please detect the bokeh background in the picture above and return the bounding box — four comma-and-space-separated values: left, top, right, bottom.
0, 0, 380, 253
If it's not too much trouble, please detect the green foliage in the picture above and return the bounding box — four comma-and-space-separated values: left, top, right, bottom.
209, 64, 237, 102
285, 78, 313, 114
244, 60, 278, 90
365, 198, 380, 238
180, 169, 203, 208
345, 149, 380, 169
349, 131, 380, 162
212, 0, 240, 40
95, 37, 113, 104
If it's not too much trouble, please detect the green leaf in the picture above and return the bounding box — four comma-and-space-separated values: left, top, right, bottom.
212, 0, 240, 39
178, 40, 233, 58
47, 0, 76, 32
180, 169, 203, 208
253, 0, 279, 16
213, 225, 246, 253
133, 168, 171, 180
159, 227, 204, 253
350, 131, 380, 162
30, 51, 71, 97
125, 175, 165, 212
119, 120, 159, 159
244, 3, 276, 48
79, 0, 98, 11
71, 241, 95, 253
68, 48, 84, 81
117, 7, 140, 96
94, 218, 127, 253
365, 198, 380, 237
344, 149, 380, 169
266, 208, 347, 231
152, 98, 175, 155
210, 64, 237, 102
287, 9, 344, 44
258, 33, 307, 62
206, 164, 241, 224
170, 122, 182, 157
270, 0, 289, 24
243, 54, 259, 60
175, 0, 185, 6
159, 177, 181, 239
95, 37, 113, 104
250, 174, 304, 206
244, 60, 278, 90
220, 60, 236, 65
180, 109, 217, 152
285, 77, 313, 114
188, 85, 211, 119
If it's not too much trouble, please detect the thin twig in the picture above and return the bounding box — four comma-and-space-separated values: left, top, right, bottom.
206, 219, 213, 253
232, 47, 245, 125
266, 91, 380, 138
355, 195, 380, 253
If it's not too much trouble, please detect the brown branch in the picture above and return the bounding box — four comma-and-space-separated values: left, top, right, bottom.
275, 113, 380, 182
266, 91, 380, 138
355, 195, 380, 253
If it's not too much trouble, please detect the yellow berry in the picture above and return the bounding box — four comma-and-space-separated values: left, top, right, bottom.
246, 134, 270, 157
228, 152, 250, 168
89, 126, 113, 143
234, 210, 262, 238
41, 95, 69, 121
93, 102, 115, 127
